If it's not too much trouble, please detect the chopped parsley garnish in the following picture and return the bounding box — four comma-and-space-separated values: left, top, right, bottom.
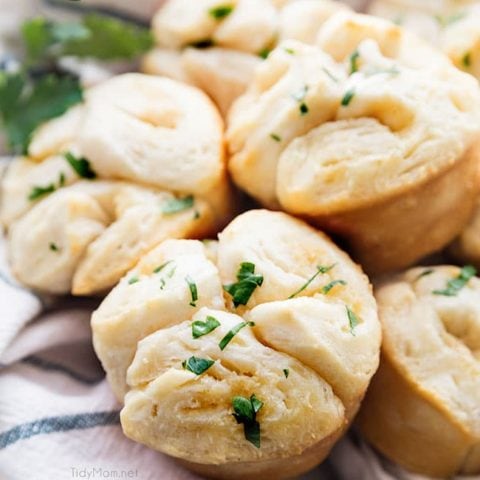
462, 52, 472, 68
288, 264, 335, 299
22, 14, 153, 63
49, 242, 59, 252
223, 262, 264, 307
193, 210, 200, 220
28, 183, 56, 201
341, 89, 355, 106
209, 4, 235, 20
283, 369, 289, 378
28, 171, 68, 201
349, 50, 360, 74
284, 47, 295, 55
416, 268, 434, 280
270, 133, 281, 142
232, 394, 263, 448
161, 195, 194, 215
346, 306, 359, 336
433, 265, 476, 296
192, 315, 220, 339
299, 103, 309, 115
258, 47, 272, 59
322, 67, 339, 83
435, 12, 466, 28
153, 261, 173, 274
128, 276, 139, 285
0, 71, 83, 154
182, 356, 215, 375
64, 152, 96, 179
321, 279, 347, 294
185, 275, 198, 307
219, 321, 255, 350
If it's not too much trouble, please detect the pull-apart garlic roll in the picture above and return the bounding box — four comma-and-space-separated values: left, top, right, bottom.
369, 0, 480, 81
227, 12, 480, 274
92, 209, 381, 479
142, 0, 348, 115
358, 265, 480, 477
0, 73, 232, 295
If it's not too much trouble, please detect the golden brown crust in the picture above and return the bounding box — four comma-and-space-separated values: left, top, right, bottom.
309, 137, 480, 274
357, 265, 480, 476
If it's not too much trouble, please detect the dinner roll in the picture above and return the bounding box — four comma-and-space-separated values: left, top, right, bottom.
357, 265, 480, 477
92, 209, 381, 479
142, 0, 348, 115
369, 1, 480, 81
227, 12, 480, 274
0, 73, 232, 295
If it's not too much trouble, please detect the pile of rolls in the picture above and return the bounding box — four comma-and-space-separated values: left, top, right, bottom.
2, 2, 480, 479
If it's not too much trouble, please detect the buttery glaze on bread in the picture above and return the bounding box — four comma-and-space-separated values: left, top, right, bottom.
0, 73, 232, 295
369, 0, 480, 80
357, 265, 480, 477
142, 0, 348, 115
227, 12, 480, 274
92, 210, 381, 479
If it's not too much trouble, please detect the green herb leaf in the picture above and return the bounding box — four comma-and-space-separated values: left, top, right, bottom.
349, 50, 360, 74
341, 89, 355, 106
128, 276, 139, 285
284, 47, 295, 55
219, 321, 255, 350
270, 133, 281, 142
153, 261, 173, 274
321, 279, 347, 294
223, 262, 264, 307
346, 306, 360, 336
28, 183, 56, 201
182, 356, 215, 375
435, 12, 466, 28
463, 52, 472, 68
185, 275, 198, 307
322, 67, 339, 83
49, 242, 59, 252
161, 195, 194, 215
64, 152, 96, 179
22, 14, 154, 62
283, 368, 289, 378
288, 264, 335, 299
209, 4, 235, 20
433, 265, 477, 296
192, 315, 221, 339
0, 72, 83, 154
232, 394, 264, 448
299, 102, 309, 115
258, 47, 271, 59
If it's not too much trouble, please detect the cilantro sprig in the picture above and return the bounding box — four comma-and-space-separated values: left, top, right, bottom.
22, 14, 153, 63
0, 71, 82, 154
64, 151, 96, 179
